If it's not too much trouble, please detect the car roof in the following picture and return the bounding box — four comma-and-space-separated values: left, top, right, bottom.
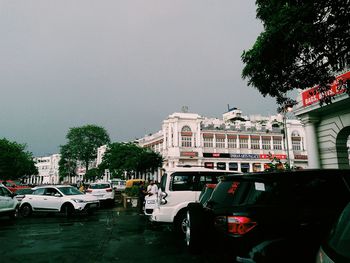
165, 166, 241, 173
221, 169, 350, 182
32, 185, 73, 189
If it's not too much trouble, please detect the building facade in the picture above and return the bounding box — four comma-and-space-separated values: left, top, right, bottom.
294, 70, 350, 168
137, 108, 308, 178
29, 154, 61, 185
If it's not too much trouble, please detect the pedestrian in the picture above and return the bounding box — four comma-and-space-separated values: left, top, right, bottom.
147, 180, 158, 197
138, 181, 146, 215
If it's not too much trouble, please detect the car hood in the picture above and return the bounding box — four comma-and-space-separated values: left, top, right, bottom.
70, 194, 99, 202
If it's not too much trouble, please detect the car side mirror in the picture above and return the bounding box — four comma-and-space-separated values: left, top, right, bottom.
54, 193, 61, 197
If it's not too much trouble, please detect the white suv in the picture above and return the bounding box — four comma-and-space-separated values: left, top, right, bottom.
151, 167, 234, 234
19, 185, 99, 217
86, 182, 115, 205
0, 183, 18, 219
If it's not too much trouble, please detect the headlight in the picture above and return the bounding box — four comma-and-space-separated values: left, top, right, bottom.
72, 199, 86, 203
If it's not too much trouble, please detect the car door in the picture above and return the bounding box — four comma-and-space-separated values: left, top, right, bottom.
41, 188, 62, 211
0, 187, 12, 210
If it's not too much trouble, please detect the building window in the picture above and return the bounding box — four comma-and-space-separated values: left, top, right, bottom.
217, 162, 226, 170
262, 137, 271, 150
203, 137, 213, 148
292, 137, 302, 151
251, 138, 260, 149
181, 126, 192, 148
229, 162, 238, 171
227, 138, 237, 148
216, 138, 225, 148
273, 137, 282, 150
239, 138, 249, 149
181, 136, 192, 147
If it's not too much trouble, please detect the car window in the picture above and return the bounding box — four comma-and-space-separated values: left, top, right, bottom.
327, 203, 350, 259
171, 174, 194, 191
160, 173, 167, 192
90, 184, 111, 189
33, 188, 46, 195
0, 187, 12, 197
209, 180, 241, 207
44, 188, 59, 196
57, 187, 83, 195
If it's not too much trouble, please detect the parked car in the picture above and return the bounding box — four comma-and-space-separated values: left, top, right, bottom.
316, 202, 350, 263
19, 185, 99, 217
185, 169, 350, 262
0, 183, 18, 219
110, 179, 126, 192
0, 180, 29, 193
85, 182, 115, 205
150, 166, 234, 234
186, 183, 217, 251
14, 188, 33, 203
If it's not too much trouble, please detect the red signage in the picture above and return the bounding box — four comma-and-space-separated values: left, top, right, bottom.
260, 154, 287, 160
302, 71, 350, 107
180, 152, 198, 157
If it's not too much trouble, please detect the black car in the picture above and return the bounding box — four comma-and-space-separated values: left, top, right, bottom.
185, 169, 350, 262
316, 201, 350, 263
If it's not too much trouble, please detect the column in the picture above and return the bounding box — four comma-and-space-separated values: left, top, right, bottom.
302, 116, 320, 168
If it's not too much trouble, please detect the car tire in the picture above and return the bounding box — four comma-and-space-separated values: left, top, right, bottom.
174, 209, 188, 237
61, 203, 74, 217
186, 203, 204, 253
20, 203, 32, 217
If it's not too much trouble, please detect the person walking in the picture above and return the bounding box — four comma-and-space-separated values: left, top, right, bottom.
138, 181, 146, 215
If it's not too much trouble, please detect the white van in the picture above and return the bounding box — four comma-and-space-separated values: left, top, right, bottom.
150, 167, 235, 234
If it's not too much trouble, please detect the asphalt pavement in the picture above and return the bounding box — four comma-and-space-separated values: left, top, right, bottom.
0, 204, 227, 263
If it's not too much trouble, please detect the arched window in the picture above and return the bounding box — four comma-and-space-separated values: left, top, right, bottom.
181, 126, 192, 147
291, 130, 302, 151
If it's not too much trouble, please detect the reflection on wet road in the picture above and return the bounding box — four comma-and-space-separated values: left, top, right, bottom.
0, 207, 219, 263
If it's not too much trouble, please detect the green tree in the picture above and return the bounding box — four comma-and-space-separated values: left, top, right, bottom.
0, 138, 38, 180
84, 167, 103, 181
241, 0, 350, 105
101, 142, 163, 179
59, 125, 110, 180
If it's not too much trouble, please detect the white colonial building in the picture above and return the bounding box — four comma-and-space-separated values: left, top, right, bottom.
29, 154, 61, 185
294, 70, 350, 168
137, 108, 308, 181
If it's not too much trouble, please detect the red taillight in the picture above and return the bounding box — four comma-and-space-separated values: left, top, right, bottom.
227, 216, 257, 236
85, 189, 92, 193
106, 188, 112, 192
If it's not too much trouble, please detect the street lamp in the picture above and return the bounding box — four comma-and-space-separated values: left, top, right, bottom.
283, 106, 293, 168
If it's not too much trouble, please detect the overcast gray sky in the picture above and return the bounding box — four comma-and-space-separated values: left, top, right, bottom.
0, 0, 278, 156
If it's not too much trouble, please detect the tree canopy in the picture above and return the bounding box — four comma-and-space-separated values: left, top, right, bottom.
242, 0, 350, 106
100, 142, 163, 179
0, 138, 38, 180
59, 124, 110, 179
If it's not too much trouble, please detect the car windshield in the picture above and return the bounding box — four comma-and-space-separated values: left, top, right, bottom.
327, 203, 350, 258
90, 184, 110, 189
57, 186, 83, 195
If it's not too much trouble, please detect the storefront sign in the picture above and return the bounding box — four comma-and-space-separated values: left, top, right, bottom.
294, 154, 308, 160
180, 152, 198, 157
301, 71, 350, 107
203, 153, 287, 160
230, 154, 260, 159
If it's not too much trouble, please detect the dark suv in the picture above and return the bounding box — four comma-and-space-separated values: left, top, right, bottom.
185, 169, 350, 262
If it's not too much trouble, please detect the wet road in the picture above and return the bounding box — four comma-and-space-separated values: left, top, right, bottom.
0, 206, 224, 263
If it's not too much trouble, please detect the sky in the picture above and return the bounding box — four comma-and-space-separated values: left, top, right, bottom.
0, 0, 278, 157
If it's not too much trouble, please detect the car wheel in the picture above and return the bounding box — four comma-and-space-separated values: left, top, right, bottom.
61, 203, 74, 217
174, 210, 188, 237
20, 204, 32, 217
186, 203, 204, 252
